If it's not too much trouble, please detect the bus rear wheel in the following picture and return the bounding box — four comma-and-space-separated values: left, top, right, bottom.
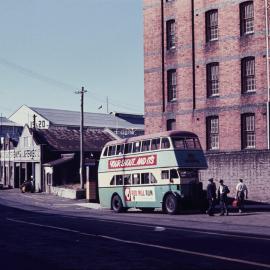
164, 194, 179, 215
111, 194, 124, 213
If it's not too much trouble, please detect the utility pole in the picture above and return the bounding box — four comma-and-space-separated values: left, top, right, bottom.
106, 96, 109, 114
75, 86, 87, 189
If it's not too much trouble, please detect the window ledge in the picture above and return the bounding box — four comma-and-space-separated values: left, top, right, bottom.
206, 149, 220, 152
167, 47, 176, 53
208, 94, 220, 99
206, 38, 218, 44
168, 99, 177, 103
241, 31, 254, 37
242, 90, 256, 96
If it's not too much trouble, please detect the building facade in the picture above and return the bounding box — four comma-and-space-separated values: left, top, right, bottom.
144, 0, 270, 201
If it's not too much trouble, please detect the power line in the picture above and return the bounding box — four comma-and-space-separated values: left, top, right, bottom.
0, 56, 143, 113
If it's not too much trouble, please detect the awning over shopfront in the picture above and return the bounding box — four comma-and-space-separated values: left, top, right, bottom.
43, 154, 74, 167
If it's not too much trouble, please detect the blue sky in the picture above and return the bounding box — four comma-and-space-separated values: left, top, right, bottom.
0, 0, 144, 117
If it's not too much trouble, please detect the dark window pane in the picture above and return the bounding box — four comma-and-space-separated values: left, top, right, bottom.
161, 137, 171, 149
151, 138, 161, 150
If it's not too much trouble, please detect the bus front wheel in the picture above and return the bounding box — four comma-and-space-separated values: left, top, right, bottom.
111, 194, 124, 213
164, 194, 179, 215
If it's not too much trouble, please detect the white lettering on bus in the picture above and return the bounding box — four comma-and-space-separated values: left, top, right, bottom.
108, 155, 157, 169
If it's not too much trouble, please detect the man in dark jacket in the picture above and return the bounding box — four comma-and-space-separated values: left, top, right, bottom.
206, 178, 216, 216
218, 179, 230, 216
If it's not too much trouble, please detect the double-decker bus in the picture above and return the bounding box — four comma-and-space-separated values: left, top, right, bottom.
98, 131, 208, 214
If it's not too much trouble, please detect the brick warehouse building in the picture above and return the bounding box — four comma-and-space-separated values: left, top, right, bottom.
144, 0, 270, 201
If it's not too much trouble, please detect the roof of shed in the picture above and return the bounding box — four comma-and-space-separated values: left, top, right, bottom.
0, 117, 22, 127
32, 127, 114, 152
29, 107, 144, 129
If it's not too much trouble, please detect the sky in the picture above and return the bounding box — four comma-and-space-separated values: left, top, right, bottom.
0, 0, 144, 117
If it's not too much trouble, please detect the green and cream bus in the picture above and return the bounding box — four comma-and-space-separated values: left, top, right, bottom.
98, 131, 208, 214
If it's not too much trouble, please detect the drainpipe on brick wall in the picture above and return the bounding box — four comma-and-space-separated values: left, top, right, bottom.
161, 0, 165, 113
191, 0, 196, 110
265, 0, 270, 149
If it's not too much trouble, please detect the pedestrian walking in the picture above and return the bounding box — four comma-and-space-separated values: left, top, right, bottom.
236, 178, 248, 213
206, 178, 216, 216
218, 179, 230, 216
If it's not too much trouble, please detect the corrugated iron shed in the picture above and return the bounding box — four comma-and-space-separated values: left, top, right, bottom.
30, 107, 144, 130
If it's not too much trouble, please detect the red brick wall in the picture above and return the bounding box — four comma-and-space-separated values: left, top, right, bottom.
144, 0, 269, 151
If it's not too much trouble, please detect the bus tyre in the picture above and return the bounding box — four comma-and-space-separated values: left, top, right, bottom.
111, 194, 124, 213
164, 194, 179, 215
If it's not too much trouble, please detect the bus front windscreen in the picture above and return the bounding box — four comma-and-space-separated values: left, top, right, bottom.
172, 137, 202, 150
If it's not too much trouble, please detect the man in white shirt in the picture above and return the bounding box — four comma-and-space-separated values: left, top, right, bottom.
236, 179, 248, 213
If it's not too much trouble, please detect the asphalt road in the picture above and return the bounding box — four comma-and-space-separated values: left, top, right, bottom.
0, 195, 270, 270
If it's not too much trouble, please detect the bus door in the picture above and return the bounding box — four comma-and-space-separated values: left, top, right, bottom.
179, 169, 199, 199
123, 174, 136, 208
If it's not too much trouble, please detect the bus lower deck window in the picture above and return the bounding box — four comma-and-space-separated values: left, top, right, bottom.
141, 173, 150, 184
161, 170, 169, 179
124, 175, 131, 185
150, 174, 157, 183
132, 174, 140, 185
116, 175, 123, 185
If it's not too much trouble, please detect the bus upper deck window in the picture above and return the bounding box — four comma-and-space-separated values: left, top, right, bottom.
103, 147, 108, 156
133, 141, 141, 153
151, 138, 161, 150
124, 143, 133, 154
194, 138, 202, 149
116, 144, 124, 155
141, 140, 150, 152
108, 145, 116, 156
172, 138, 186, 149
185, 138, 201, 149
161, 138, 170, 149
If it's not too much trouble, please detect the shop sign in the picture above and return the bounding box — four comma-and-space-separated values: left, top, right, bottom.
1, 149, 41, 162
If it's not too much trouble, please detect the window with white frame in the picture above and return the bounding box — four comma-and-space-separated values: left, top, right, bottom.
207, 116, 219, 150
241, 113, 255, 149
207, 62, 219, 97
167, 69, 177, 101
241, 57, 256, 93
206, 10, 218, 42
240, 1, 254, 35
166, 19, 176, 50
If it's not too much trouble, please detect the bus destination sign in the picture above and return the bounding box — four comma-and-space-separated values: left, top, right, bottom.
108, 154, 157, 169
